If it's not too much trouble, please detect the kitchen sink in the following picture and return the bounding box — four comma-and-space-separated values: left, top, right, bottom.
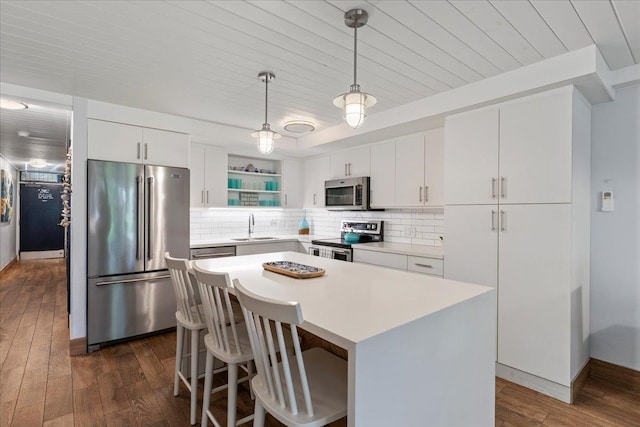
231, 236, 278, 241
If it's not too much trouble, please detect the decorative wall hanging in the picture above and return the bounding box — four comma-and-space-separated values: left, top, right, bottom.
1, 169, 15, 223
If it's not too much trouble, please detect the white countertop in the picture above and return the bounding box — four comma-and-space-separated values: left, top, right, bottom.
194, 251, 489, 346
190, 234, 332, 249
352, 241, 444, 259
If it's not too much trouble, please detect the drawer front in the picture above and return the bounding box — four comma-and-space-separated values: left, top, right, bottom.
407, 256, 444, 277
353, 250, 407, 270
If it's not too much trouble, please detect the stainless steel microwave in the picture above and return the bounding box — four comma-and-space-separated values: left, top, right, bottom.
325, 176, 372, 211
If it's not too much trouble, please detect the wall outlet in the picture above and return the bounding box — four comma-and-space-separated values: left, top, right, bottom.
403, 226, 417, 237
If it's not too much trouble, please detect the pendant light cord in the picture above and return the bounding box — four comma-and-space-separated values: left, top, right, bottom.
264, 76, 269, 126
353, 23, 358, 86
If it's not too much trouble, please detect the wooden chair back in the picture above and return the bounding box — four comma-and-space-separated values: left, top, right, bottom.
233, 279, 314, 418
164, 252, 202, 324
192, 264, 243, 357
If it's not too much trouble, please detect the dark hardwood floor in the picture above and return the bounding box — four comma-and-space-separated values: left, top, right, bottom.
1, 259, 638, 426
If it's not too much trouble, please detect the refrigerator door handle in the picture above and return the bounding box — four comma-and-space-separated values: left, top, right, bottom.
96, 274, 171, 286
136, 176, 143, 260
147, 176, 154, 260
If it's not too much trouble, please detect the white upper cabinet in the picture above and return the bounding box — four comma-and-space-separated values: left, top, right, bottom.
445, 91, 575, 206
370, 141, 396, 208
88, 119, 189, 168
395, 129, 445, 208
330, 146, 370, 179
281, 159, 302, 208
499, 93, 573, 204
444, 109, 499, 205
303, 156, 330, 208
395, 134, 425, 207
190, 143, 227, 208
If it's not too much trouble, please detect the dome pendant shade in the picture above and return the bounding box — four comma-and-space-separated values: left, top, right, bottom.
252, 72, 280, 154
334, 9, 376, 129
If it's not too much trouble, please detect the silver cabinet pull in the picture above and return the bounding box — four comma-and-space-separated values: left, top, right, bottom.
425, 186, 429, 202
144, 143, 148, 160
348, 163, 352, 176
491, 177, 497, 198
285, 194, 288, 206
201, 190, 204, 204
137, 142, 141, 160
500, 210, 506, 231
491, 210, 496, 231
313, 193, 317, 205
191, 252, 235, 259
206, 190, 209, 204
345, 164, 348, 176
415, 263, 433, 269
96, 274, 170, 286
419, 186, 423, 202
500, 176, 506, 198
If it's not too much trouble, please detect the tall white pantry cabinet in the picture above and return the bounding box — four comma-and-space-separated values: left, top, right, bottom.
444, 86, 591, 403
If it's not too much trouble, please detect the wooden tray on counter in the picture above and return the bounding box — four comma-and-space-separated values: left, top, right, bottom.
262, 261, 325, 279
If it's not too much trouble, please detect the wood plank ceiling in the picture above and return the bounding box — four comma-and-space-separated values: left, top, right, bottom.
0, 0, 638, 165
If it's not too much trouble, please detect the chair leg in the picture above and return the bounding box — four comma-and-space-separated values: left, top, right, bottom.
174, 324, 184, 396
201, 352, 214, 427
247, 362, 255, 401
227, 363, 238, 427
190, 329, 200, 425
253, 401, 265, 427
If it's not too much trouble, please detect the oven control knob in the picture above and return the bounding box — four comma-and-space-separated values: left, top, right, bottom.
371, 224, 376, 230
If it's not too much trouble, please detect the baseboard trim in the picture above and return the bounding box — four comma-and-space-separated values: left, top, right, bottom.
70, 337, 87, 356
20, 250, 64, 260
590, 358, 640, 392
0, 256, 18, 273
571, 359, 591, 403
496, 363, 571, 403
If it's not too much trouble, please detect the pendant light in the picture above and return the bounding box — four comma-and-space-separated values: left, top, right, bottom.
252, 72, 280, 154
333, 9, 377, 129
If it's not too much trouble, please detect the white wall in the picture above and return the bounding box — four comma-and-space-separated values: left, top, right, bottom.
0, 156, 18, 270
590, 84, 640, 371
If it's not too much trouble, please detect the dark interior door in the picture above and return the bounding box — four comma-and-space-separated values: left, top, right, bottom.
19, 183, 64, 252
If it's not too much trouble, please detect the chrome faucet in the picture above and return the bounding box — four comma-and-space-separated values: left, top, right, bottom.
248, 213, 255, 238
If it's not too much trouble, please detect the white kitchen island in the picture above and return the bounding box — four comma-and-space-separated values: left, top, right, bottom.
196, 252, 496, 427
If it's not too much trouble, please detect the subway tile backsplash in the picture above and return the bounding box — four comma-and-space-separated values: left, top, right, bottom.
190, 208, 444, 247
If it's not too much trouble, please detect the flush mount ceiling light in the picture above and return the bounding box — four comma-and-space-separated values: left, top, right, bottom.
333, 9, 377, 129
283, 120, 316, 134
251, 71, 281, 155
0, 98, 28, 110
28, 159, 47, 168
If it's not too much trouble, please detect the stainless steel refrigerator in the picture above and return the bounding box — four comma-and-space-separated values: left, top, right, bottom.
87, 160, 189, 351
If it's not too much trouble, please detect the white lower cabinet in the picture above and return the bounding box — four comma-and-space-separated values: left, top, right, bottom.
497, 204, 572, 385
235, 241, 300, 256
445, 203, 584, 393
353, 249, 443, 278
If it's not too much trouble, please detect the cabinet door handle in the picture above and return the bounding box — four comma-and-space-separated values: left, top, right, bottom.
491, 177, 497, 199
500, 210, 506, 232
313, 193, 317, 205
348, 163, 352, 176
201, 190, 204, 204
144, 143, 148, 160
206, 190, 209, 204
425, 186, 429, 202
500, 176, 506, 198
414, 263, 433, 269
137, 142, 141, 160
345, 164, 348, 176
419, 186, 423, 202
491, 210, 496, 231
285, 194, 288, 206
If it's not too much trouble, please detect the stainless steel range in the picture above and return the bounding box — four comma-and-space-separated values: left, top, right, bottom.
309, 219, 383, 262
